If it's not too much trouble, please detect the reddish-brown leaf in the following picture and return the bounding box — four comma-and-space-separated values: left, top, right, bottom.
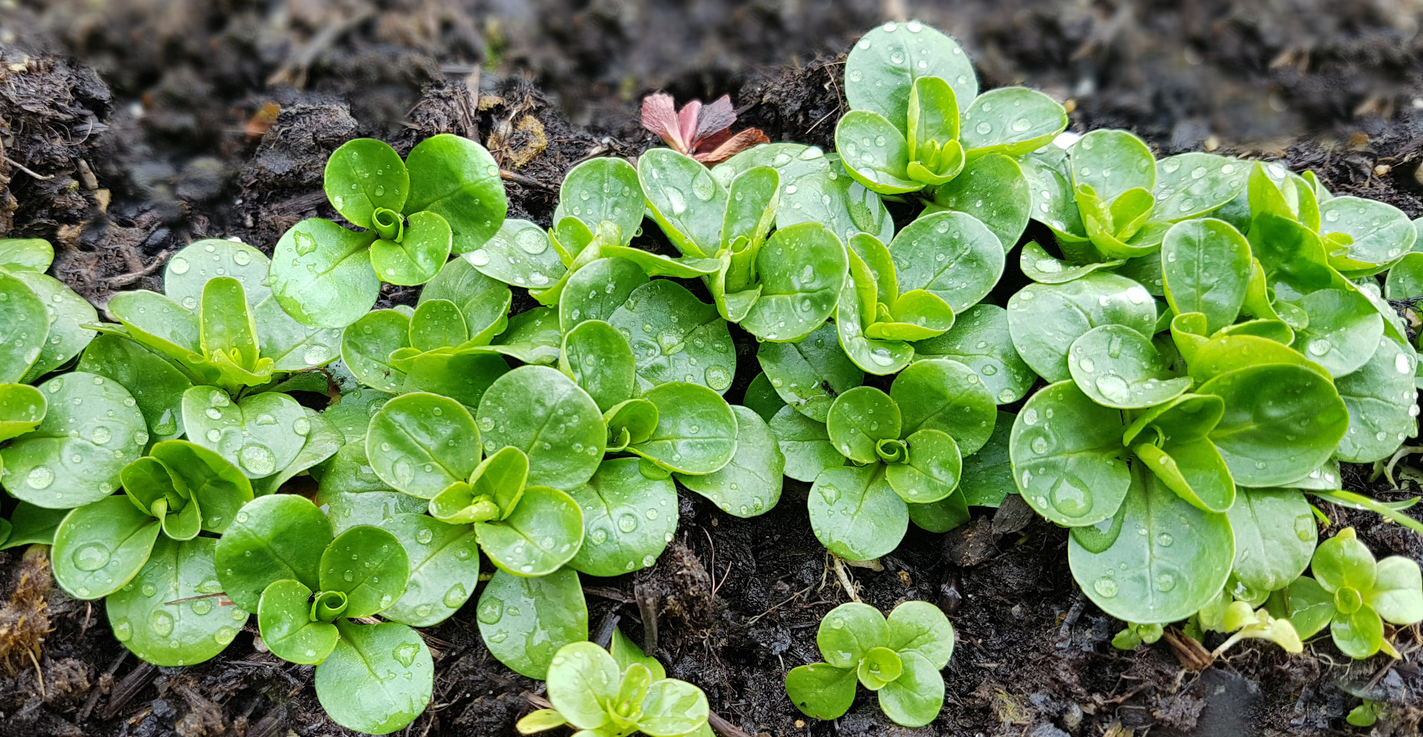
693, 128, 771, 165
641, 93, 687, 152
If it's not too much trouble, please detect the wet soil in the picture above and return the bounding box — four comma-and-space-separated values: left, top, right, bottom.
3, 1, 1423, 735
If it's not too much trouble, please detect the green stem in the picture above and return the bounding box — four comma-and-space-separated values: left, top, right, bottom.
1309, 490, 1423, 535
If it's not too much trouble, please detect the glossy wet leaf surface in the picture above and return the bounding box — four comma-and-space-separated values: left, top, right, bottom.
1200, 364, 1349, 486
1227, 489, 1315, 593
808, 464, 908, 561
929, 153, 1031, 250
52, 495, 160, 599
558, 257, 648, 333
215, 494, 333, 611
1288, 288, 1384, 378
1068, 325, 1190, 409
16, 271, 97, 382
638, 148, 725, 256
769, 405, 845, 482
315, 620, 433, 735
1334, 336, 1418, 463
741, 223, 848, 342
476, 366, 605, 489
676, 405, 784, 518
367, 393, 481, 498
890, 359, 995, 455
1070, 129, 1156, 203
1160, 218, 1251, 334
757, 322, 863, 423
270, 218, 380, 329
555, 157, 644, 242
475, 484, 583, 576
627, 382, 737, 475
560, 320, 637, 413
183, 387, 307, 480
1011, 381, 1130, 527
403, 133, 506, 253
107, 536, 245, 666
1151, 154, 1248, 222
890, 211, 1004, 314
608, 280, 736, 394
566, 457, 676, 576
77, 334, 192, 443
843, 21, 978, 133
1007, 273, 1158, 383
911, 305, 1035, 405
476, 567, 587, 679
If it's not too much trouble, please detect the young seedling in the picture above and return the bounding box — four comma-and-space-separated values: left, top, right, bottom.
216, 494, 432, 735
270, 134, 507, 328
641, 92, 768, 165
786, 600, 954, 727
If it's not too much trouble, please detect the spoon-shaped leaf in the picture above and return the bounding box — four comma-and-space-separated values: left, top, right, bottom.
891, 358, 996, 455
314, 620, 433, 735
608, 280, 736, 394
15, 271, 96, 382
52, 495, 161, 599
1007, 273, 1158, 383
367, 392, 481, 498
876, 651, 945, 727
1160, 218, 1252, 334
809, 464, 908, 561
959, 87, 1067, 158
107, 536, 245, 666
1151, 154, 1248, 223
560, 320, 638, 413
182, 387, 307, 479
1200, 364, 1349, 486
928, 153, 1032, 250
78, 334, 192, 443
826, 386, 900, 464
911, 304, 1035, 405
559, 257, 648, 333
843, 20, 978, 133
476, 485, 584, 576
319, 525, 409, 617
323, 138, 409, 228
1070, 129, 1156, 203
639, 148, 726, 257
1287, 288, 1385, 378
1011, 381, 1130, 527
476, 365, 605, 488
0, 384, 44, 442
377, 514, 481, 627
626, 382, 737, 475
676, 406, 784, 518
785, 663, 857, 721
0, 271, 47, 382
885, 428, 961, 503
404, 133, 506, 253
836, 112, 918, 193
258, 578, 339, 664
890, 211, 1004, 314
757, 322, 863, 423
1334, 336, 1418, 463
370, 210, 452, 286
1067, 325, 1190, 409
555, 157, 644, 242
465, 218, 566, 289
741, 223, 848, 342
270, 218, 380, 329
1227, 490, 1316, 593
566, 457, 676, 576
477, 568, 588, 679
215, 494, 333, 611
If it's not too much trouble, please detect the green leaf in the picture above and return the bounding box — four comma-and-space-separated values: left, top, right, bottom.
3, 372, 146, 508
769, 405, 844, 483
868, 290, 956, 342
341, 309, 411, 392
0, 238, 53, 271
1288, 288, 1384, 378
610, 626, 666, 681
214, 494, 333, 611
876, 650, 944, 728
566, 457, 675, 576
1200, 364, 1349, 486
0, 384, 44, 442
608, 280, 736, 394
1160, 218, 1252, 334
1018, 241, 1121, 284
477, 365, 605, 488
476, 484, 584, 576
677, 406, 783, 518
465, 218, 566, 289
0, 271, 49, 382
199, 277, 266, 382
182, 387, 306, 479
826, 386, 901, 464
910, 305, 1035, 405
1068, 325, 1190, 409
887, 600, 955, 669
1313, 528, 1376, 593
545, 641, 619, 729
370, 210, 452, 286
270, 218, 380, 329
315, 620, 433, 735
1070, 129, 1156, 202
1007, 273, 1157, 383
365, 392, 481, 497
639, 148, 725, 257
958, 411, 1016, 507
78, 334, 192, 442
836, 112, 918, 193
429, 445, 526, 523
843, 21, 978, 134
1366, 556, 1423, 625
408, 299, 468, 352
959, 87, 1067, 158
756, 322, 862, 423
404, 134, 506, 253
150, 439, 253, 531
1011, 381, 1130, 527
0, 502, 67, 549
558, 257, 648, 334
251, 410, 342, 497
16, 272, 96, 382
258, 578, 339, 664
52, 495, 160, 599
1068, 470, 1234, 623
1020, 149, 1087, 242
817, 601, 889, 667
319, 525, 409, 617
627, 382, 737, 475
891, 358, 996, 455
1227, 490, 1316, 593
604, 398, 658, 451
928, 153, 1031, 250
779, 157, 896, 245
721, 166, 780, 254
1151, 154, 1248, 222
1185, 334, 1317, 384
742, 223, 848, 342
809, 464, 908, 561
890, 211, 1003, 314
1134, 438, 1234, 513
1319, 196, 1415, 276
107, 536, 245, 666
555, 157, 643, 242
885, 429, 961, 503
320, 489, 427, 537
857, 646, 903, 690
478, 567, 588, 679
1335, 336, 1418, 463
1331, 605, 1384, 659
785, 663, 857, 721
560, 320, 637, 413
1385, 251, 1423, 299
324, 138, 409, 228
1266, 575, 1337, 639
639, 680, 710, 737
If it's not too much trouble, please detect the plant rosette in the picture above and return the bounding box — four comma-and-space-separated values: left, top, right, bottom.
785, 600, 955, 727
215, 494, 432, 735
270, 134, 507, 328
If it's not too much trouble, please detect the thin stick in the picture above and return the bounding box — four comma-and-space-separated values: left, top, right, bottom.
500, 169, 554, 191
5, 156, 54, 180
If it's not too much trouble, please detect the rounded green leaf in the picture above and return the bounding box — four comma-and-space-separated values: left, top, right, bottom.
1070, 129, 1156, 202
560, 320, 637, 413
559, 257, 648, 333
215, 494, 333, 611
251, 409, 343, 498
566, 457, 676, 576
1152, 154, 1248, 222
324, 138, 409, 228
742, 373, 785, 423
817, 601, 889, 667
742, 223, 848, 342
0, 271, 47, 382
1288, 288, 1384, 378
1331, 606, 1385, 659
638, 148, 726, 257
809, 465, 908, 561
785, 663, 857, 721
889, 211, 1004, 314
876, 650, 945, 728
476, 485, 584, 576
107, 536, 246, 666
1227, 490, 1315, 593
826, 387, 900, 464
891, 358, 996, 455
1200, 364, 1349, 486
769, 405, 844, 482
1313, 528, 1377, 593
929, 153, 1031, 250
1366, 557, 1423, 625
844, 21, 977, 133
1134, 438, 1235, 513
959, 411, 1016, 507
52, 495, 160, 599
1385, 252, 1423, 300
608, 280, 736, 394
477, 567, 588, 679
318, 525, 409, 617
887, 600, 955, 669
1068, 471, 1234, 623
885, 429, 961, 503
16, 272, 96, 381
476, 366, 605, 488
911, 304, 1036, 405
465, 218, 565, 289
676, 406, 784, 518
1007, 273, 1158, 383
3, 372, 146, 508
404, 134, 506, 253
341, 309, 412, 392
315, 620, 433, 735
321, 488, 428, 537
0, 384, 44, 442
757, 322, 863, 423
639, 679, 711, 737
1320, 195, 1415, 275
1068, 325, 1190, 409
546, 641, 619, 729
0, 238, 53, 272
857, 646, 903, 690
270, 218, 380, 329
959, 87, 1067, 157
409, 299, 467, 352
555, 157, 644, 241
627, 382, 737, 475
1019, 241, 1121, 284
836, 112, 917, 193
182, 387, 306, 479
369, 391, 481, 496
258, 578, 338, 664
604, 398, 658, 451
1011, 381, 1130, 527
1335, 336, 1418, 463
370, 210, 452, 286
78, 334, 192, 442
1160, 218, 1252, 334
779, 157, 896, 245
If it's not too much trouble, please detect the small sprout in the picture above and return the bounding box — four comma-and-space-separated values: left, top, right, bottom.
640, 92, 768, 165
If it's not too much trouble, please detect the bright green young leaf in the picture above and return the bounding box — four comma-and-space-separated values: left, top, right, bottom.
369, 210, 452, 286
769, 405, 844, 482
1007, 273, 1158, 383
639, 148, 725, 257
843, 20, 978, 133
836, 111, 918, 194
324, 138, 409, 228
367, 392, 481, 498
1019, 149, 1087, 242
857, 646, 903, 690
251, 410, 342, 497
1288, 288, 1384, 378
270, 218, 380, 329
1011, 381, 1130, 527
475, 484, 584, 576
560, 320, 637, 413
779, 157, 896, 245
0, 238, 54, 272
1200, 364, 1349, 486
258, 578, 339, 664
341, 309, 412, 393
1151, 154, 1248, 222
928, 153, 1031, 250
403, 133, 507, 253
639, 679, 711, 736
785, 663, 857, 721
319, 525, 409, 617
0, 384, 44, 442
876, 651, 944, 728
1226, 490, 1315, 592
476, 365, 605, 488
556, 157, 643, 242
1160, 218, 1251, 334
78, 334, 192, 443
809, 464, 908, 561
677, 405, 783, 518
884, 428, 961, 503
214, 494, 333, 611
1367, 557, 1423, 625
1319, 196, 1415, 276
465, 218, 566, 290
15, 271, 96, 382
837, 250, 913, 375
545, 641, 620, 729
887, 600, 955, 669
52, 495, 160, 599
959, 87, 1067, 158
150, 439, 254, 531
0, 502, 67, 550
477, 567, 588, 679
566, 457, 675, 576
1068, 325, 1190, 409
1070, 129, 1156, 202
1266, 575, 1337, 639
1133, 437, 1235, 513
891, 358, 996, 455
315, 620, 433, 735
826, 386, 901, 464
107, 536, 245, 666
1018, 241, 1121, 284
742, 223, 848, 342
608, 280, 736, 394
627, 382, 737, 475
816, 601, 890, 668
0, 271, 47, 383
890, 211, 1003, 314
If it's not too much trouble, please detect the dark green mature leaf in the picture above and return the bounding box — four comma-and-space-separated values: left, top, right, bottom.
959, 411, 1016, 507
1227, 489, 1315, 592
608, 280, 736, 394
52, 495, 160, 599
779, 157, 896, 245
16, 271, 96, 382
558, 257, 648, 333
1068, 325, 1190, 409
465, 219, 565, 290
251, 410, 342, 497
742, 223, 848, 342
677, 405, 783, 518
808, 464, 908, 560
1288, 288, 1385, 379
78, 334, 192, 443
769, 405, 844, 482
929, 153, 1032, 250
566, 457, 676, 576
912, 305, 1036, 405
477, 567, 588, 679
891, 358, 996, 455
785, 664, 857, 721
1011, 381, 1130, 527
843, 20, 978, 134
639, 148, 725, 256
475, 484, 584, 576
742, 373, 785, 423
560, 320, 637, 413
3, 372, 146, 508
315, 620, 433, 735
1020, 149, 1087, 242
1151, 154, 1248, 222
555, 157, 643, 242
341, 309, 411, 393
270, 218, 380, 329
319, 525, 409, 617
1200, 364, 1349, 486
215, 494, 333, 611
1007, 273, 1158, 383
757, 322, 863, 423
476, 365, 605, 488
403, 133, 507, 253
107, 536, 245, 666
890, 211, 1004, 314
1160, 218, 1252, 334
1334, 336, 1418, 463
0, 502, 67, 549
959, 87, 1067, 158
324, 138, 409, 228
1017, 241, 1122, 284
183, 387, 306, 479
826, 387, 900, 464
627, 382, 737, 475
367, 393, 481, 498
1069, 469, 1234, 623
1319, 196, 1415, 276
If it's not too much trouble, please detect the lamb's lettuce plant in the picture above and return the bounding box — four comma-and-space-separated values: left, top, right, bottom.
786, 601, 954, 727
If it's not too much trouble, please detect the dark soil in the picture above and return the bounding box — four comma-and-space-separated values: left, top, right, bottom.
3, 1, 1423, 735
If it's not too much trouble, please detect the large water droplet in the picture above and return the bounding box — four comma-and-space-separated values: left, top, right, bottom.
73, 542, 111, 571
